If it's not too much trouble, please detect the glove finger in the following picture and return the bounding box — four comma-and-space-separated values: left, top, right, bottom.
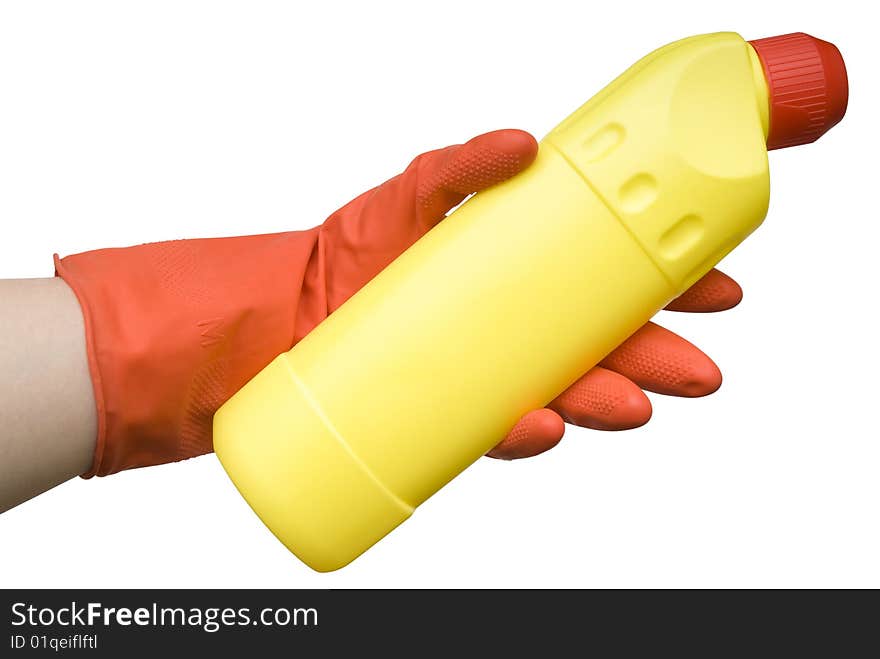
549, 366, 652, 431
415, 129, 539, 225
600, 321, 722, 397
665, 268, 742, 312
487, 408, 565, 460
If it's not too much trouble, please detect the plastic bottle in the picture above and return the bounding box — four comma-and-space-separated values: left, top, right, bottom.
213, 32, 848, 571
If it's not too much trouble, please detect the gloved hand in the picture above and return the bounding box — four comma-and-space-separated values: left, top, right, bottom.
56, 129, 741, 476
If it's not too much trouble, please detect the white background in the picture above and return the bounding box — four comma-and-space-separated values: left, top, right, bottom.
0, 1, 876, 588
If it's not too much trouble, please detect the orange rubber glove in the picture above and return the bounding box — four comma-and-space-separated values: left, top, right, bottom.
56, 130, 741, 476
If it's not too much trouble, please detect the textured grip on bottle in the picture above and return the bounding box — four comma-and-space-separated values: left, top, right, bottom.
546, 33, 771, 293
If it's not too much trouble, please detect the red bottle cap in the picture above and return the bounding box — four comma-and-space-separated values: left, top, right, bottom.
749, 33, 848, 150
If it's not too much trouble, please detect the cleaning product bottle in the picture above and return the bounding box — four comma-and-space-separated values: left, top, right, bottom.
213, 32, 848, 571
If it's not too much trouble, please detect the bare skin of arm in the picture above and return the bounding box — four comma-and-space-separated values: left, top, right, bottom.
0, 278, 95, 512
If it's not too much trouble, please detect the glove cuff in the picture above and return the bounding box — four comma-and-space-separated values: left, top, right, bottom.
55, 231, 322, 476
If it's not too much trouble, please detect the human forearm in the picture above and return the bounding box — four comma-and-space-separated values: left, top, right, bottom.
0, 277, 95, 512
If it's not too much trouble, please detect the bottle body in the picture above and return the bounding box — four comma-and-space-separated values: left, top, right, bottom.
215, 32, 772, 571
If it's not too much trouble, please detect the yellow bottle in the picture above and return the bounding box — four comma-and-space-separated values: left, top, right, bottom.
213, 32, 848, 571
